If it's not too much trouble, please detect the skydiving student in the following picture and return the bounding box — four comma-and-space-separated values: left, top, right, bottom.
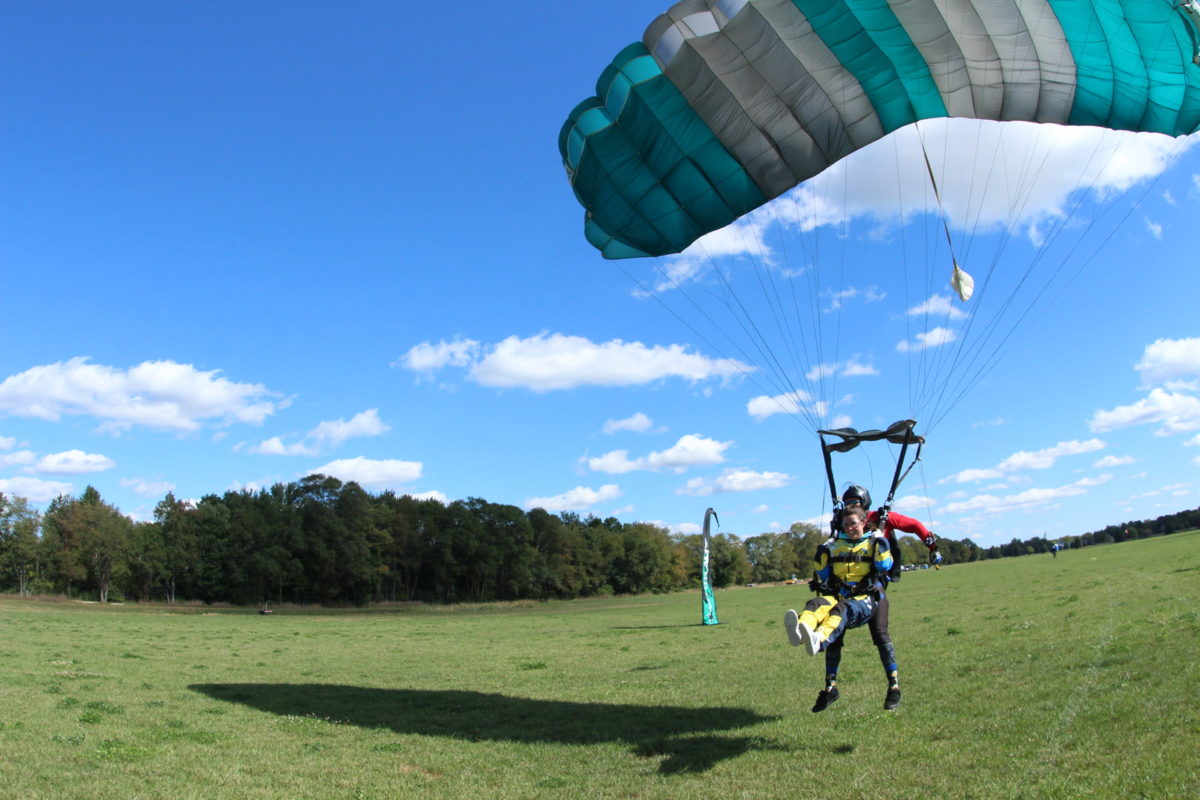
833, 484, 940, 581
785, 507, 897, 712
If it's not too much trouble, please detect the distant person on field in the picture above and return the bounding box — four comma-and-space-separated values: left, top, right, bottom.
785, 506, 898, 711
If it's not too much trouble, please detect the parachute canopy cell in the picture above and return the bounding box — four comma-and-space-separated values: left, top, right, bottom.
560, 0, 1200, 259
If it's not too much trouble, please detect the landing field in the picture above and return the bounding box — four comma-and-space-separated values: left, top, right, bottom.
1, 532, 1197, 799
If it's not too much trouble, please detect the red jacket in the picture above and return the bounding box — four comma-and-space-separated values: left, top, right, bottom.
866, 509, 936, 551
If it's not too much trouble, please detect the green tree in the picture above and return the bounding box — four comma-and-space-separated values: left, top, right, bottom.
67, 486, 134, 602
0, 493, 42, 595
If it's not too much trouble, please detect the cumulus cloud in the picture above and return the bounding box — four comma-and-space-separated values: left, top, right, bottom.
1090, 388, 1200, 435
747, 391, 830, 421
525, 484, 622, 512
397, 338, 479, 373
677, 468, 792, 497
602, 412, 655, 435
1089, 339, 1200, 436
941, 439, 1106, 484
586, 434, 731, 474
0, 358, 284, 433
306, 457, 422, 489
995, 439, 1107, 471
907, 294, 968, 320
398, 333, 747, 392
0, 476, 74, 503
403, 490, 449, 504
943, 475, 1112, 515
892, 494, 935, 515
0, 450, 36, 468
249, 409, 389, 456
1093, 455, 1135, 468
1134, 337, 1200, 387
36, 450, 116, 475
897, 327, 957, 353
120, 477, 176, 497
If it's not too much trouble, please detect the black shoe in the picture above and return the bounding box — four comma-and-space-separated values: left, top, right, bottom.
888, 567, 901, 582
812, 687, 839, 713
884, 687, 901, 710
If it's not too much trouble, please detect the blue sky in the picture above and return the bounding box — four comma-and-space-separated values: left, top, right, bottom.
4, 1, 1199, 547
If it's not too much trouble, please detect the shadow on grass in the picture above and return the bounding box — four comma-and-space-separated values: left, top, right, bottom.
190, 683, 778, 773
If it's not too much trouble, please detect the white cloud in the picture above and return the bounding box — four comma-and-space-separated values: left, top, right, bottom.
249, 436, 317, 457
120, 477, 176, 497
525, 484, 622, 512
897, 327, 956, 353
747, 391, 827, 421
403, 490, 449, 504
840, 358, 879, 377
0, 476, 74, 503
940, 467, 1004, 484
752, 504, 769, 513
0, 435, 15, 449
1090, 388, 1200, 435
941, 439, 1106, 484
943, 475, 1112, 515
309, 409, 389, 447
399, 333, 748, 392
1186, 434, 1200, 447
1144, 217, 1163, 240
1093, 455, 1135, 468
603, 412, 654, 435
907, 294, 968, 320
307, 457, 422, 489
996, 439, 1107, 471
677, 468, 792, 497
1135, 337, 1200, 386
398, 338, 479, 373
587, 434, 731, 474
36, 450, 116, 475
251, 409, 389, 456
0, 449, 37, 468
893, 494, 935, 514
0, 358, 284, 433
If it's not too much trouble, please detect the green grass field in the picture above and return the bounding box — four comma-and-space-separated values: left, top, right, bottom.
1, 532, 1197, 799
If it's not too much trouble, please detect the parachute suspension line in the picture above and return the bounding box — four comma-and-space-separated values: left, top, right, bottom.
649, 228, 822, 432
613, 254, 809, 433
919, 128, 1190, 433
940, 131, 1198, 422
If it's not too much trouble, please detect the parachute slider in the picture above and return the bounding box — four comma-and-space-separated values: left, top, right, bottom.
817, 419, 924, 455
952, 259, 974, 302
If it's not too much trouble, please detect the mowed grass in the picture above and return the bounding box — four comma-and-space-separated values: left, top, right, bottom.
1, 532, 1197, 800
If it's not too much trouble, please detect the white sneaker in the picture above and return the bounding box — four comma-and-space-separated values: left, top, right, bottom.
800, 623, 823, 657
784, 609, 802, 647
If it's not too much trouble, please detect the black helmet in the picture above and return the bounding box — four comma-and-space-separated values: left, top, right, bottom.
842, 484, 871, 509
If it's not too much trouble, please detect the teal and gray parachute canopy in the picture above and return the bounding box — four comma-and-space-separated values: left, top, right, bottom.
560, 0, 1200, 260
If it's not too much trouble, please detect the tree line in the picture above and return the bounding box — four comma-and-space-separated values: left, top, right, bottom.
1, 478, 1194, 605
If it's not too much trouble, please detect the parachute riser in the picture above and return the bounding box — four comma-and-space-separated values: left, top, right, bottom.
817, 419, 924, 533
